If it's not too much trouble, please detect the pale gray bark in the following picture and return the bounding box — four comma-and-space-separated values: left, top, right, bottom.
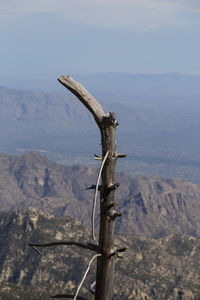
58, 76, 106, 128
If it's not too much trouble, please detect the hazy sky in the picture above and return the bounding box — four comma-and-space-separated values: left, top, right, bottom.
0, 0, 200, 88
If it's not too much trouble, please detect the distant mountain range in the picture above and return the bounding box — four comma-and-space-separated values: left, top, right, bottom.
1, 152, 200, 238
2, 73, 200, 112
76, 73, 200, 111
1, 74, 200, 182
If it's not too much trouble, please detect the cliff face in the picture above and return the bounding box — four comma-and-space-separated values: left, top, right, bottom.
0, 209, 91, 299
1, 152, 200, 238
116, 175, 200, 237
0, 209, 200, 299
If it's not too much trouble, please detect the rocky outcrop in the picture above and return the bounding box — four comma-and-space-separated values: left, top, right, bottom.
116, 175, 200, 237
0, 209, 200, 299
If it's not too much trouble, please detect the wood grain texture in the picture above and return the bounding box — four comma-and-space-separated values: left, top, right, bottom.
58, 75, 106, 128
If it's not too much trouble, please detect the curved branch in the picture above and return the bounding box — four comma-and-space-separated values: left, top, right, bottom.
74, 253, 101, 300
58, 75, 106, 128
28, 241, 99, 252
91, 150, 109, 240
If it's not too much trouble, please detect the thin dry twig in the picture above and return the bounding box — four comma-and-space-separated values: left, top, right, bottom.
28, 241, 99, 253
51, 294, 86, 299
91, 150, 109, 240
30, 245, 43, 256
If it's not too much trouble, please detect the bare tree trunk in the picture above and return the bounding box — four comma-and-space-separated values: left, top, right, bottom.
30, 76, 125, 300
95, 113, 118, 300
57, 76, 121, 300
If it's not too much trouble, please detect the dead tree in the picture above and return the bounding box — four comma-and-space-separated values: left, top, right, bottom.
29, 76, 126, 300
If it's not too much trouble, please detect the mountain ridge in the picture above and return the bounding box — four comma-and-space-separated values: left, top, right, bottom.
1, 83, 200, 183
1, 152, 200, 238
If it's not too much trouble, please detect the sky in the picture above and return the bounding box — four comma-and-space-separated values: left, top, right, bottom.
0, 0, 200, 89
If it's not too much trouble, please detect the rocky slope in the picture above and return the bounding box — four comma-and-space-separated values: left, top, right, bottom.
1, 152, 200, 238
0, 209, 200, 299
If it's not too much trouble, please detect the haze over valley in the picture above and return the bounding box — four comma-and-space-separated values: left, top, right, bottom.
1, 73, 200, 183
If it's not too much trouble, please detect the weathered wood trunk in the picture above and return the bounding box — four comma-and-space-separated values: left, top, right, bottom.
57, 76, 123, 300
95, 113, 117, 300
29, 76, 125, 300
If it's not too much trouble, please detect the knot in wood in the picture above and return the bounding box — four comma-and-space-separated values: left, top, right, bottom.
102, 112, 117, 128
107, 210, 122, 221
